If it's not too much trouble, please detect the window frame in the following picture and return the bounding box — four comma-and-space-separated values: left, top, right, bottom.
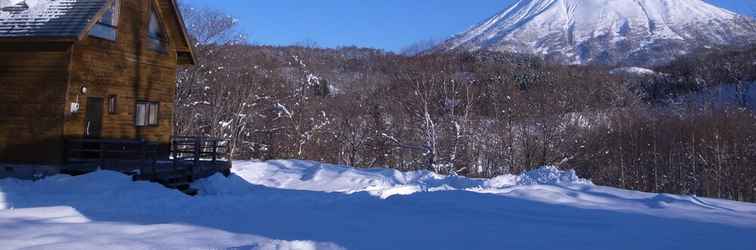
147, 5, 168, 53
135, 101, 160, 127
89, 0, 120, 41
147, 5, 170, 54
108, 95, 118, 114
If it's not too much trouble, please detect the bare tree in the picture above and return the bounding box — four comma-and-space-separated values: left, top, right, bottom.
174, 3, 756, 202
400, 38, 441, 56
180, 6, 245, 46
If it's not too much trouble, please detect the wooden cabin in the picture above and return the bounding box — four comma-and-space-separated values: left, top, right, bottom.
0, 0, 215, 178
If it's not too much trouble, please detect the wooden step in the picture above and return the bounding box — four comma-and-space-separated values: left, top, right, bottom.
163, 182, 190, 189
182, 188, 199, 196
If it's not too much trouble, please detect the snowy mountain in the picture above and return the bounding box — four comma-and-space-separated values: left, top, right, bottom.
437, 0, 756, 65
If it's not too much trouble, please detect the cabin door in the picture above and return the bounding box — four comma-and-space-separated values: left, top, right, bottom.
84, 97, 104, 138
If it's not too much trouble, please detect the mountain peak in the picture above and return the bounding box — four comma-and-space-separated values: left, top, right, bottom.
438, 0, 756, 65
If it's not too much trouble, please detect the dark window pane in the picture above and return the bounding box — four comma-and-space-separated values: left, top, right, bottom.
89, 0, 119, 40
148, 9, 166, 51
90, 24, 117, 40
100, 8, 114, 26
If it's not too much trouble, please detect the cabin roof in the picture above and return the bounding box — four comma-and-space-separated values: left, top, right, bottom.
0, 0, 195, 64
0, 0, 107, 39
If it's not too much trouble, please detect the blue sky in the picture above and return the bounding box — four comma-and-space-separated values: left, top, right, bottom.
181, 0, 754, 52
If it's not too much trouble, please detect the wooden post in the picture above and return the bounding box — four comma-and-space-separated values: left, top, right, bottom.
99, 141, 105, 169
212, 139, 218, 163
193, 137, 200, 167
171, 137, 178, 169
138, 141, 146, 176
63, 140, 69, 165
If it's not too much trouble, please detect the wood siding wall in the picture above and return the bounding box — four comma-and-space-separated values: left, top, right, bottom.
65, 0, 178, 147
0, 0, 188, 164
0, 43, 71, 163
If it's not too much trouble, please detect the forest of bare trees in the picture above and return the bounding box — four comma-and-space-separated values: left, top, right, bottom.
175, 7, 756, 202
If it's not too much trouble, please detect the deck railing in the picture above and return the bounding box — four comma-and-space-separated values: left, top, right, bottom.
64, 137, 230, 194
171, 136, 230, 163
171, 136, 231, 180
65, 139, 160, 173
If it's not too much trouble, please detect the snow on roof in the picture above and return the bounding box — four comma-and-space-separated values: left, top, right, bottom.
0, 0, 107, 38
0, 0, 27, 7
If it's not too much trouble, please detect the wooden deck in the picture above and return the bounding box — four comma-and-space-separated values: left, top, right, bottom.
64, 137, 231, 195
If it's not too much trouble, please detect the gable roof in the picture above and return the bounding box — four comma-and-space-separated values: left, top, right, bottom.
0, 0, 195, 64
158, 0, 195, 65
0, 0, 108, 39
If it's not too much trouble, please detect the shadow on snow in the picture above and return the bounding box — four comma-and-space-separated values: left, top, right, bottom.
1, 169, 755, 250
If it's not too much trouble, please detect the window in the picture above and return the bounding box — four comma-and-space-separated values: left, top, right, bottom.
108, 95, 117, 114
148, 8, 166, 52
135, 102, 159, 127
89, 0, 119, 40
135, 103, 147, 126
148, 103, 159, 125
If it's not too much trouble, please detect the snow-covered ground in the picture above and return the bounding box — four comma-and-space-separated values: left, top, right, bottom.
2, 160, 756, 250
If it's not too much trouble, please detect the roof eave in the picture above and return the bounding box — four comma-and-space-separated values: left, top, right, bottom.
168, 0, 196, 65
76, 0, 115, 41
0, 37, 78, 43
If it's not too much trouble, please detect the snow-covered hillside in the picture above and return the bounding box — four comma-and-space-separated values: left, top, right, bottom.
2, 160, 756, 250
438, 0, 756, 65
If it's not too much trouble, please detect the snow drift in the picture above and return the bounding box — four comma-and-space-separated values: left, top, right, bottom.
609, 66, 656, 76
197, 160, 592, 198
2, 160, 756, 250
